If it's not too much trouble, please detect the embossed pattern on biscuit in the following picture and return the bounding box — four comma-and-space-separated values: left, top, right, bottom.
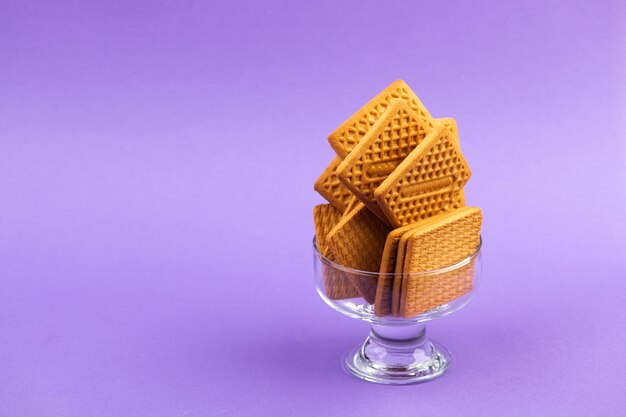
399, 207, 482, 317
389, 192, 469, 316
375, 120, 471, 228
328, 80, 434, 159
326, 203, 391, 303
313, 204, 361, 299
337, 100, 436, 224
314, 157, 355, 211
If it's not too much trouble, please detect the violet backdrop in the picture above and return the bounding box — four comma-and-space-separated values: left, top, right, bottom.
1, 1, 625, 416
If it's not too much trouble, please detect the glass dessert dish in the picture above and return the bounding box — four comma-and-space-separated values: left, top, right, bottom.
312, 237, 483, 385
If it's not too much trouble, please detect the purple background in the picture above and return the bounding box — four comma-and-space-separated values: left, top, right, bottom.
2, 1, 625, 416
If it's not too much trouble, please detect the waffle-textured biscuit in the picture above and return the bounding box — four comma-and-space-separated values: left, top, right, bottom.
389, 212, 458, 316
399, 207, 482, 317
313, 204, 342, 258
326, 202, 391, 303
328, 80, 434, 159
314, 157, 355, 211
337, 100, 436, 224
375, 119, 471, 228
313, 204, 361, 299
374, 223, 420, 317
386, 192, 468, 316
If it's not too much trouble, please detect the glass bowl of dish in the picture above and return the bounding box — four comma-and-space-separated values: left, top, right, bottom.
312, 237, 482, 385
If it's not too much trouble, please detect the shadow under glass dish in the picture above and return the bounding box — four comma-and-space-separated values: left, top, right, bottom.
313, 236, 482, 385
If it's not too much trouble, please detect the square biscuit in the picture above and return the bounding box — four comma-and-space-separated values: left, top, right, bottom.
399, 207, 482, 317
328, 80, 434, 159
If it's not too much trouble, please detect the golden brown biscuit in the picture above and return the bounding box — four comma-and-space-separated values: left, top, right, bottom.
375, 120, 471, 228
337, 100, 436, 224
326, 202, 391, 303
313, 204, 361, 299
328, 80, 434, 159
399, 207, 482, 317
314, 157, 355, 211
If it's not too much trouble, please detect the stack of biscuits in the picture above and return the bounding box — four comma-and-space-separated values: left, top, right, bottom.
313, 80, 482, 318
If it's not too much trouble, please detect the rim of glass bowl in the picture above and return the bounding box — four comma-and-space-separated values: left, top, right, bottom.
312, 235, 482, 277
